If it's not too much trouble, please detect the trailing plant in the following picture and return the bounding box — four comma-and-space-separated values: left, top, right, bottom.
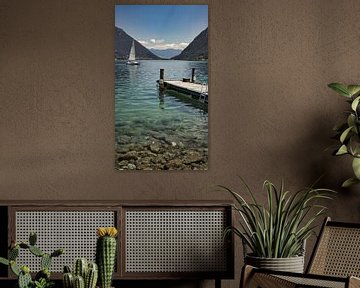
220, 179, 334, 258
62, 258, 98, 288
96, 227, 118, 288
328, 82, 360, 187
0, 232, 63, 288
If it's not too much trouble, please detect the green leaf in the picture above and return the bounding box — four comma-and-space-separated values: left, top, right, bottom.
351, 96, 360, 111
340, 126, 353, 143
352, 157, 360, 179
0, 257, 9, 266
347, 85, 360, 97
347, 114, 356, 129
342, 177, 360, 188
10, 261, 20, 276
349, 136, 360, 156
328, 83, 351, 97
336, 145, 348, 155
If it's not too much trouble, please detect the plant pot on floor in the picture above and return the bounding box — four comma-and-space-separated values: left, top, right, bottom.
245, 254, 304, 273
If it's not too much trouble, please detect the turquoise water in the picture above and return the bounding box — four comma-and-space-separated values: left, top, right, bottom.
115, 60, 208, 168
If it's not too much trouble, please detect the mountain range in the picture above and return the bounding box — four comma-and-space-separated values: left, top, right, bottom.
149, 48, 182, 59
172, 28, 208, 60
115, 27, 160, 60
115, 26, 208, 61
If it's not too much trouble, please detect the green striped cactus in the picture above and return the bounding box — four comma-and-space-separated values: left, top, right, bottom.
74, 258, 88, 279
63, 260, 98, 288
85, 263, 98, 288
73, 275, 85, 288
96, 227, 118, 288
63, 272, 74, 288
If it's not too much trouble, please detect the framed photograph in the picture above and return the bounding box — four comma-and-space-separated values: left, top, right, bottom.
115, 5, 208, 171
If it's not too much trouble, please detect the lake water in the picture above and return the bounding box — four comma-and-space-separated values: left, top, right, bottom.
115, 60, 208, 170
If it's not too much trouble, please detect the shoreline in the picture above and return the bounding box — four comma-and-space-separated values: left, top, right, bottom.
115, 139, 208, 171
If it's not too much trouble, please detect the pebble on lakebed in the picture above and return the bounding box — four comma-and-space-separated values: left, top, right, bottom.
115, 140, 208, 171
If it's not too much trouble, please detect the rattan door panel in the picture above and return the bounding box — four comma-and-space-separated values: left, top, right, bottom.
122, 207, 232, 279
12, 208, 117, 273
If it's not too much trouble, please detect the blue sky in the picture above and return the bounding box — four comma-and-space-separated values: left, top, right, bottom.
115, 5, 208, 50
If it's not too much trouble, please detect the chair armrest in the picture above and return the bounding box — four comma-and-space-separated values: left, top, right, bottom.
240, 265, 296, 288
240, 265, 349, 288
349, 276, 360, 288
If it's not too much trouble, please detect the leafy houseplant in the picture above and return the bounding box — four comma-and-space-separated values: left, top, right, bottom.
0, 232, 63, 288
328, 83, 360, 187
220, 179, 334, 272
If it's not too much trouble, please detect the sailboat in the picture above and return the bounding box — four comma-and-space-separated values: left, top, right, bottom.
127, 40, 140, 65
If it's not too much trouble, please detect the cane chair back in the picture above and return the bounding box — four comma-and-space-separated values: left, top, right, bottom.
307, 217, 360, 278
241, 217, 360, 288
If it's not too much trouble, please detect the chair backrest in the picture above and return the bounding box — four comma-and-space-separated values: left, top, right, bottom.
307, 217, 360, 277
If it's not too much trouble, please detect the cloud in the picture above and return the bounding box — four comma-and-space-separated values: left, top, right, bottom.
150, 39, 165, 44
140, 39, 189, 50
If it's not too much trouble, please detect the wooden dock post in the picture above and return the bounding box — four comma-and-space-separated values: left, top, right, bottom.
159, 69, 165, 88
156, 68, 208, 104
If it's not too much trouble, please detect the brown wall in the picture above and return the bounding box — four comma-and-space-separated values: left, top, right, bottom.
1, 0, 360, 287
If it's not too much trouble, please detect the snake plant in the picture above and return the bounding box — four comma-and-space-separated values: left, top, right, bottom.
220, 178, 334, 258
328, 83, 360, 187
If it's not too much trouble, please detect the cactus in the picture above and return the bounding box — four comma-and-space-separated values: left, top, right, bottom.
0, 232, 63, 288
35, 268, 51, 283
85, 263, 98, 288
74, 275, 85, 288
9, 246, 19, 260
18, 268, 32, 288
41, 253, 52, 270
29, 232, 37, 246
96, 227, 118, 288
29, 245, 44, 257
51, 248, 64, 258
63, 260, 98, 288
74, 258, 88, 279
64, 265, 72, 273
63, 272, 74, 288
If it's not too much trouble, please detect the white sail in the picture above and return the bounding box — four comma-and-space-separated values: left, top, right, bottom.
128, 40, 136, 61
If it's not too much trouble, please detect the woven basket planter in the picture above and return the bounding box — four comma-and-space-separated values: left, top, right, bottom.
245, 254, 305, 273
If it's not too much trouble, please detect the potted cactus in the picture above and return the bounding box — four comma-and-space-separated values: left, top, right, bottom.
0, 232, 63, 288
62, 258, 98, 288
96, 227, 118, 288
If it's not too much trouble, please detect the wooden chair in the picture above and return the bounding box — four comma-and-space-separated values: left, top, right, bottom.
241, 217, 360, 288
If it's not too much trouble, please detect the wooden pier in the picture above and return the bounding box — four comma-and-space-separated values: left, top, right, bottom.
157, 69, 208, 104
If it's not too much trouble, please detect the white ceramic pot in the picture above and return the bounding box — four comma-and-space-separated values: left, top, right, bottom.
245, 254, 305, 273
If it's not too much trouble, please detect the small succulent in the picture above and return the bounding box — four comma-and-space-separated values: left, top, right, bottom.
32, 278, 54, 288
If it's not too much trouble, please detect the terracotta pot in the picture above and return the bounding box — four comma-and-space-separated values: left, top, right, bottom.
245, 254, 304, 273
